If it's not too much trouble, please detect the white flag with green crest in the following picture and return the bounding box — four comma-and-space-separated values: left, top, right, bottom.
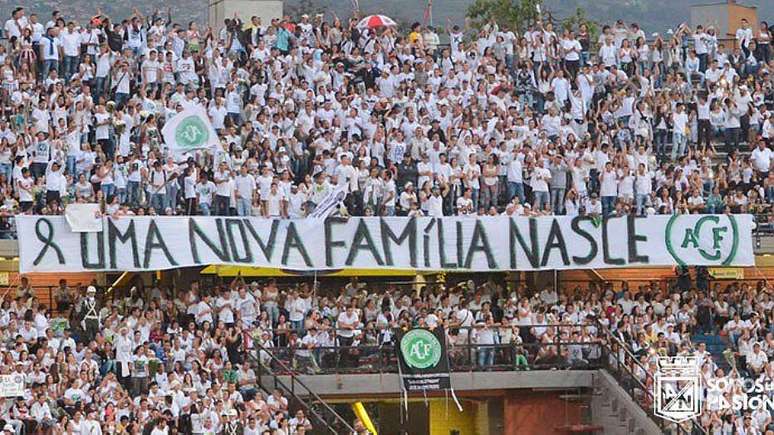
161, 106, 220, 153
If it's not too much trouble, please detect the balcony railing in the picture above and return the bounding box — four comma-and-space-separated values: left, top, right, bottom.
254, 324, 605, 376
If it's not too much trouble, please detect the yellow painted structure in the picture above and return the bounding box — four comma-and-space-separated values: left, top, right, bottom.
352, 402, 378, 434
428, 399, 478, 435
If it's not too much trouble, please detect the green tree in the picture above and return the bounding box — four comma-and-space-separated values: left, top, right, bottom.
561, 7, 600, 45
466, 0, 543, 32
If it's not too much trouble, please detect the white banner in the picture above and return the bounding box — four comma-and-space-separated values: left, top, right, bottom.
17, 214, 755, 273
65, 203, 103, 233
161, 106, 220, 153
307, 184, 348, 219
0, 374, 25, 397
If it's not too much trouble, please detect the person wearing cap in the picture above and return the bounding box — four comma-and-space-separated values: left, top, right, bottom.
78, 286, 101, 342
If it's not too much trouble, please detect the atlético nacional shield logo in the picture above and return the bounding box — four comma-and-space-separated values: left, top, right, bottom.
654, 357, 701, 423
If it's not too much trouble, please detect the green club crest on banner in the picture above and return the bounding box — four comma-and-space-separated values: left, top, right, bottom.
175, 115, 209, 149
665, 214, 740, 266
400, 329, 442, 369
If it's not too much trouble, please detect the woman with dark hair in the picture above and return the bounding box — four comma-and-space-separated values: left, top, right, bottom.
756, 21, 771, 64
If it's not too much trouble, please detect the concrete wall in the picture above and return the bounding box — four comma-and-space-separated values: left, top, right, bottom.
208, 0, 283, 31
691, 4, 729, 36
266, 371, 596, 397
504, 391, 585, 435
727, 4, 758, 42
690, 3, 758, 48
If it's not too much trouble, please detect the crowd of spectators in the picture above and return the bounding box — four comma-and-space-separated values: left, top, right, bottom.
0, 4, 771, 434
603, 267, 774, 435
0, 7, 768, 225
2, 267, 772, 434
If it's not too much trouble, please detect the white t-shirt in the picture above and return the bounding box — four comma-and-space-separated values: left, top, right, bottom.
530, 167, 550, 192
61, 31, 82, 57
214, 170, 231, 196
216, 296, 234, 324
600, 170, 618, 197
94, 112, 111, 140
39, 36, 60, 61
142, 59, 160, 83
751, 147, 772, 172
196, 181, 216, 205
234, 173, 256, 199
337, 311, 359, 338
672, 112, 689, 134
562, 39, 581, 61
17, 177, 33, 201
265, 191, 284, 216
208, 105, 228, 129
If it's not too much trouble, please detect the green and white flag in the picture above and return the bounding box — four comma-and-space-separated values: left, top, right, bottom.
161, 106, 219, 153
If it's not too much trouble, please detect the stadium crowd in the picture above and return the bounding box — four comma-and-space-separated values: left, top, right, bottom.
0, 4, 770, 434
1, 268, 772, 434
0, 6, 768, 225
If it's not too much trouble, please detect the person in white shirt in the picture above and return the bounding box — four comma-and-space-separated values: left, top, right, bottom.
195, 172, 216, 216
747, 342, 767, 375
751, 141, 772, 175
507, 149, 525, 203
213, 162, 232, 216
194, 294, 213, 325
141, 50, 161, 93
234, 165, 256, 216
30, 394, 54, 429
61, 22, 82, 82
39, 26, 61, 80
336, 306, 360, 365
287, 291, 308, 332
562, 31, 582, 77
215, 289, 235, 327
45, 161, 66, 206
736, 18, 754, 57
530, 159, 551, 210
426, 186, 445, 217
17, 168, 34, 212
4, 7, 28, 42
264, 183, 287, 218
671, 103, 689, 161
634, 163, 652, 216
208, 97, 228, 132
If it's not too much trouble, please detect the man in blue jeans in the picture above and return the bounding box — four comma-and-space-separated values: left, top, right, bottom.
530, 159, 551, 210
60, 21, 81, 83
506, 148, 525, 203
39, 27, 61, 80
549, 155, 569, 214
213, 162, 233, 216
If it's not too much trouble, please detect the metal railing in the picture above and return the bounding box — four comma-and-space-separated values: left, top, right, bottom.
255, 322, 706, 434
598, 324, 707, 435
255, 324, 605, 375
250, 340, 356, 435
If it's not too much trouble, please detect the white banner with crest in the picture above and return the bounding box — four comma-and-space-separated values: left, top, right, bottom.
16, 214, 755, 273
